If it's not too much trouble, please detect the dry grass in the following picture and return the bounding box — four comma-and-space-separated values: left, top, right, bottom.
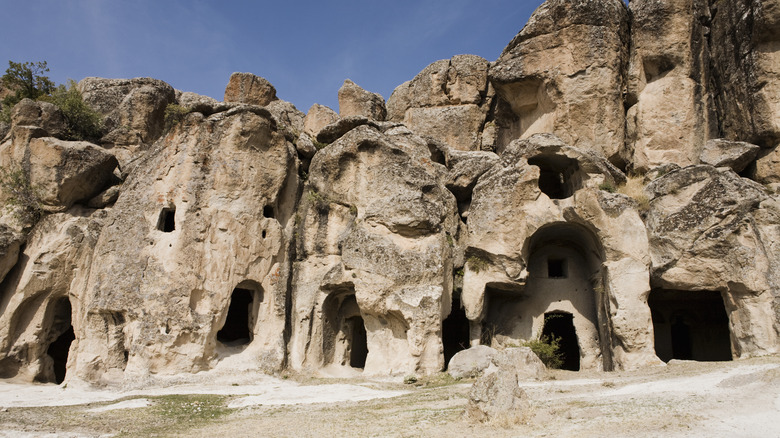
618, 175, 650, 213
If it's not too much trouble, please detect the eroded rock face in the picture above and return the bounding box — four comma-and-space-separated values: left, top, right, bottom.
645, 166, 780, 356
78, 77, 176, 165
290, 125, 459, 375
10, 99, 66, 139
625, 0, 715, 171
304, 104, 339, 138
338, 80, 386, 121
388, 55, 492, 151
490, 0, 629, 163
72, 106, 299, 384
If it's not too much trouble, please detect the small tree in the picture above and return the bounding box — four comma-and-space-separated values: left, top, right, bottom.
41, 80, 104, 141
1, 61, 55, 106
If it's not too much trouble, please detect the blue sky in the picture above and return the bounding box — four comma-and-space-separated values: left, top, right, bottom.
0, 1, 545, 112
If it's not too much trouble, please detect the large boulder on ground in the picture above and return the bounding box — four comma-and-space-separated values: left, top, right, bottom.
223, 72, 278, 107
338, 80, 386, 121
387, 55, 492, 151
489, 0, 629, 163
486, 347, 546, 381
78, 77, 176, 165
465, 364, 530, 423
303, 104, 339, 138
625, 0, 716, 171
448, 345, 497, 379
645, 165, 780, 356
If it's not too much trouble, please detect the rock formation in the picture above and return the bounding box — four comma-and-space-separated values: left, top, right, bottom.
0, 0, 779, 387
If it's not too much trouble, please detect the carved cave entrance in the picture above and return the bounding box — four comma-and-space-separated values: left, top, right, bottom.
542, 312, 580, 371
442, 292, 470, 369
528, 154, 581, 200
649, 290, 732, 362
217, 282, 262, 346
44, 297, 75, 384
323, 292, 368, 369
481, 223, 608, 370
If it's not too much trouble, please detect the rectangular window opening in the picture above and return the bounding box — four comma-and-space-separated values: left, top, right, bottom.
548, 258, 566, 278
158, 207, 176, 232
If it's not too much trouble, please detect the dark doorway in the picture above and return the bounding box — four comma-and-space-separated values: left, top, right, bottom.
442, 296, 470, 369
217, 288, 254, 345
348, 316, 368, 368
158, 207, 176, 232
649, 290, 732, 362
542, 312, 580, 371
528, 155, 579, 200
46, 298, 75, 384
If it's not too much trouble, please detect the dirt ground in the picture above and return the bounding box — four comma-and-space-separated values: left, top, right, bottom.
0, 355, 778, 437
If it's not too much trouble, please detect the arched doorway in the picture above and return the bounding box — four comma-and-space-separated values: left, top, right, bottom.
322, 291, 368, 369
541, 312, 580, 371
43, 297, 75, 384
217, 281, 263, 346
442, 293, 470, 369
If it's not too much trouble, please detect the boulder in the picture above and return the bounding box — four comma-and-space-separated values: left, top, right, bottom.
625, 0, 715, 171
303, 104, 339, 138
316, 116, 378, 144
338, 80, 386, 121
266, 100, 305, 139
9, 99, 66, 138
485, 347, 546, 381
26, 137, 119, 211
387, 55, 492, 151
490, 0, 629, 162
448, 345, 497, 379
699, 139, 760, 172
223, 72, 278, 106
78, 77, 177, 164
177, 91, 229, 115
464, 366, 530, 423
754, 146, 780, 185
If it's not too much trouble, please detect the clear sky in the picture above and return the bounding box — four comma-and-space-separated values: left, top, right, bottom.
0, 1, 545, 113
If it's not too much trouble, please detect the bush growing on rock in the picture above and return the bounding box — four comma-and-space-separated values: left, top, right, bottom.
0, 167, 43, 226
40, 80, 104, 141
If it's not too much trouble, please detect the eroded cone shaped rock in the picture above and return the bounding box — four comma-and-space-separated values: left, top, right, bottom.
338, 80, 386, 121
490, 0, 629, 162
224, 72, 278, 107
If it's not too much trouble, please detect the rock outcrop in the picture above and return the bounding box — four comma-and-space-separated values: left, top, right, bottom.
1, 0, 779, 389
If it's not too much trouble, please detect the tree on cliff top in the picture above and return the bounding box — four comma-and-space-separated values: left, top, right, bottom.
1, 61, 55, 107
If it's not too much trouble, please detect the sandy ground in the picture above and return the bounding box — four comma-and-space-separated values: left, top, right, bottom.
0, 355, 778, 437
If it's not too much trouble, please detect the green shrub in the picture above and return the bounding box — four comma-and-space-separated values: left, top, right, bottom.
41, 80, 104, 141
1, 60, 54, 107
0, 167, 43, 225
467, 255, 488, 273
598, 181, 616, 193
523, 335, 563, 369
164, 103, 191, 131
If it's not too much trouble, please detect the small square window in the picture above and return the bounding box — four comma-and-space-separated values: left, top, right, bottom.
158, 207, 176, 232
548, 258, 566, 278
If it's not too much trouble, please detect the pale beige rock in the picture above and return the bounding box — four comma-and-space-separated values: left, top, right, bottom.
754, 146, 780, 184
10, 99, 66, 139
177, 91, 229, 115
290, 125, 459, 376
303, 104, 339, 138
465, 365, 530, 423
447, 345, 497, 379
699, 139, 760, 173
70, 106, 298, 384
486, 347, 546, 381
645, 166, 779, 356
223, 72, 278, 106
490, 0, 629, 163
337, 80, 386, 121
387, 55, 492, 151
625, 0, 715, 172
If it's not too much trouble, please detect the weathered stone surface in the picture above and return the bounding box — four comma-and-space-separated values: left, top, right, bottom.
387, 55, 492, 151
485, 347, 546, 381
700, 139, 760, 172
223, 72, 278, 106
448, 345, 497, 379
0, 208, 104, 383
290, 125, 458, 375
303, 104, 339, 138
78, 77, 176, 165
754, 146, 780, 185
177, 91, 229, 115
490, 0, 629, 162
316, 116, 378, 144
71, 106, 298, 384
465, 366, 530, 423
0, 224, 24, 285
710, 0, 780, 149
266, 100, 305, 140
86, 184, 121, 209
625, 0, 715, 171
338, 80, 386, 121
645, 166, 779, 356
25, 137, 118, 211
10, 99, 66, 139
463, 134, 658, 371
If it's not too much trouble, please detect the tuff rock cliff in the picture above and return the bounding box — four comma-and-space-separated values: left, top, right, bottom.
0, 0, 779, 386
